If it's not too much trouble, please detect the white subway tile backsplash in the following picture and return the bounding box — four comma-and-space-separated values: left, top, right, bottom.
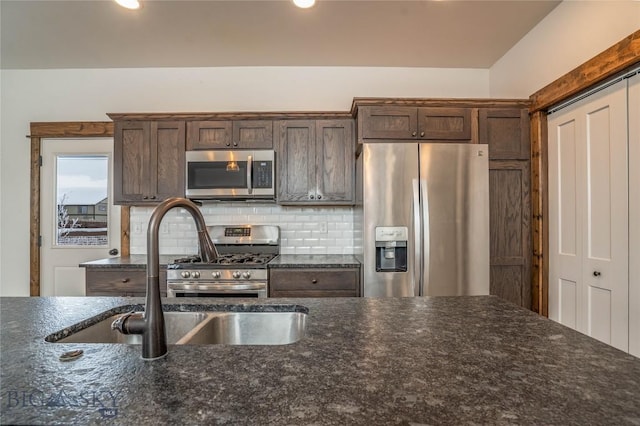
129, 204, 355, 255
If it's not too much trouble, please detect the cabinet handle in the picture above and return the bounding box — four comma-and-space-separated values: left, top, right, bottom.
593, 271, 601, 277
122, 278, 130, 283
143, 196, 148, 200
226, 142, 231, 146
411, 131, 417, 137
420, 131, 425, 137
317, 194, 322, 200
233, 142, 238, 146
311, 279, 318, 284
309, 194, 315, 200
150, 195, 156, 200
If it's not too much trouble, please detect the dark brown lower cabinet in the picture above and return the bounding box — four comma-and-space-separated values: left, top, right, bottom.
489, 160, 531, 308
85, 269, 167, 297
269, 268, 360, 297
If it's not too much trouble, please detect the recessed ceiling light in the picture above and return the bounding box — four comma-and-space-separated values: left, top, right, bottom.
115, 0, 141, 10
293, 0, 316, 9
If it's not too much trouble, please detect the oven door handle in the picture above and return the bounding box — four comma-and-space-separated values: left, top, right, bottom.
247, 155, 253, 195
168, 282, 266, 291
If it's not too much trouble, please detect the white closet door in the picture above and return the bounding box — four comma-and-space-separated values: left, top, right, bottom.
549, 80, 629, 351
549, 109, 583, 329
629, 73, 640, 358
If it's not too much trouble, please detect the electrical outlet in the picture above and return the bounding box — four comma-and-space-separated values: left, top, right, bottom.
319, 222, 328, 234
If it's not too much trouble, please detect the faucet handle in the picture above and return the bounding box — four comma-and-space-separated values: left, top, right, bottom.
111, 311, 144, 334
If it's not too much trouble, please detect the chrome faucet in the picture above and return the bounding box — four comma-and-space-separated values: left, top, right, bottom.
112, 197, 219, 360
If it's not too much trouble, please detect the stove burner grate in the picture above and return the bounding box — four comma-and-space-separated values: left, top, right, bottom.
172, 253, 275, 265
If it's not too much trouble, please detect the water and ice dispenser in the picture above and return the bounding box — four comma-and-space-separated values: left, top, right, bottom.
375, 226, 408, 272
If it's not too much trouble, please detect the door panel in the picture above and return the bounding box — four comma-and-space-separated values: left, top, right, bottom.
548, 80, 628, 352
41, 139, 120, 296
559, 279, 577, 329
420, 144, 489, 296
276, 121, 315, 202
362, 143, 418, 297
316, 120, 354, 202
581, 89, 628, 351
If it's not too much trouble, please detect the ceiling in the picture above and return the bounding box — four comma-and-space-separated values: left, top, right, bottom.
0, 0, 561, 70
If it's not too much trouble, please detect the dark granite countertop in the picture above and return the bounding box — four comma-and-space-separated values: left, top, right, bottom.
79, 255, 184, 269
268, 254, 360, 268
2, 296, 640, 425
81, 254, 360, 269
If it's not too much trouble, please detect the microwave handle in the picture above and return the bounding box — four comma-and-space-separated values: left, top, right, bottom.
247, 155, 253, 195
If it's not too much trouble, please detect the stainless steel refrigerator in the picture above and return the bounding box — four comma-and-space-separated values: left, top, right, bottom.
355, 143, 489, 297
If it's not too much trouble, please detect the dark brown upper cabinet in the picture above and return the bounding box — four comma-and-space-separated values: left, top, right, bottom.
187, 120, 273, 150
359, 106, 472, 142
114, 120, 185, 205
479, 108, 530, 160
276, 119, 355, 205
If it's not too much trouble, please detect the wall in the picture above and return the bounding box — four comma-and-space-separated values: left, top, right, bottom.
129, 204, 356, 256
0, 66, 489, 296
490, 1, 640, 98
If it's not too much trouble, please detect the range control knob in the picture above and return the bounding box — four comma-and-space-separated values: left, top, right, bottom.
181, 271, 191, 279
232, 271, 241, 279
241, 271, 251, 279
211, 271, 221, 279
192, 271, 201, 279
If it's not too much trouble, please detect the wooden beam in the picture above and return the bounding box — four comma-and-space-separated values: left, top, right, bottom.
30, 138, 41, 296
29, 122, 113, 138
121, 207, 130, 257
530, 111, 548, 316
530, 29, 640, 112
106, 112, 353, 121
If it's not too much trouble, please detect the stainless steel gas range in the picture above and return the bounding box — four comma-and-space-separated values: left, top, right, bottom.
166, 225, 279, 298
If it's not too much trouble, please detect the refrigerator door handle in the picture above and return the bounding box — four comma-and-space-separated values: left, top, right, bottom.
420, 178, 430, 297
412, 178, 421, 296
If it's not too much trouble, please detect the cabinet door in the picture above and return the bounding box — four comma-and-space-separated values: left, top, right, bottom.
359, 106, 418, 140
479, 108, 530, 159
276, 120, 316, 203
417, 107, 471, 141
269, 268, 360, 297
186, 121, 232, 150
489, 160, 531, 308
315, 119, 355, 203
114, 121, 151, 204
232, 120, 273, 149
153, 121, 186, 201
86, 269, 167, 297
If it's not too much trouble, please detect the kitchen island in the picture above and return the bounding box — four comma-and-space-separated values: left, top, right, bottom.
1, 296, 639, 425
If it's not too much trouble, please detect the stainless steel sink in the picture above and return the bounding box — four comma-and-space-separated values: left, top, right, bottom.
55, 312, 210, 345
177, 312, 307, 345
48, 309, 307, 346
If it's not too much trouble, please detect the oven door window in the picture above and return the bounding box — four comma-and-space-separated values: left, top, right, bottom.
188, 161, 248, 189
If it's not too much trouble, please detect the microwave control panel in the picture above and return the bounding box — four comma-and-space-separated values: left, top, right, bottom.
253, 161, 273, 188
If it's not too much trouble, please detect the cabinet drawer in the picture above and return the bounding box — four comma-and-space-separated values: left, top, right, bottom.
269, 268, 360, 297
85, 269, 167, 297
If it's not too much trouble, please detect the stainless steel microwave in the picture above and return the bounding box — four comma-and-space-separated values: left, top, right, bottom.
185, 150, 275, 201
